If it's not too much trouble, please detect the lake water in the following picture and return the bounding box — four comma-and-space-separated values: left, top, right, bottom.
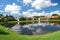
1, 22, 60, 35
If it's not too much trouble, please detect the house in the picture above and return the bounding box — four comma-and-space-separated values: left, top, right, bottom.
0, 18, 4, 22
0, 18, 1, 19
51, 16, 58, 18
49, 13, 59, 19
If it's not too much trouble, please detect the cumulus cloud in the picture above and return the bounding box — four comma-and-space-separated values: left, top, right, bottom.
23, 0, 58, 10
23, 11, 46, 17
23, 0, 33, 5
22, 9, 49, 17
23, 11, 33, 17
31, 0, 58, 9
5, 3, 21, 14
22, 9, 35, 17
23, 9, 60, 17
50, 10, 60, 16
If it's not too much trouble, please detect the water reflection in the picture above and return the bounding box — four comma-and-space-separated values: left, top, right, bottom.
1, 23, 16, 28
11, 23, 60, 35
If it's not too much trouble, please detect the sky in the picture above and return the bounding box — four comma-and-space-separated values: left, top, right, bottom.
0, 0, 60, 17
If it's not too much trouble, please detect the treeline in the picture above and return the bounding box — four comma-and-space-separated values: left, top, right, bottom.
0, 14, 16, 22
49, 14, 60, 20
0, 14, 32, 22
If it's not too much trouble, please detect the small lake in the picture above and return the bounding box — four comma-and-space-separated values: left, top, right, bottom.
1, 21, 60, 35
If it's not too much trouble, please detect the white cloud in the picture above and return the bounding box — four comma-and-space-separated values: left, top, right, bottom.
23, 11, 33, 17
23, 0, 58, 10
37, 11, 46, 16
10, 11, 20, 14
23, 9, 48, 17
23, 11, 46, 17
50, 10, 60, 16
31, 0, 58, 9
23, 0, 32, 5
23, 9, 60, 17
5, 3, 21, 14
22, 9, 35, 17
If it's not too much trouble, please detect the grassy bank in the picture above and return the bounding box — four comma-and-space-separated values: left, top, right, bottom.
0, 25, 60, 40
0, 20, 38, 24
41, 20, 60, 21
0, 20, 60, 24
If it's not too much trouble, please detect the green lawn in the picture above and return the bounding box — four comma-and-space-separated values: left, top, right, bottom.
41, 20, 60, 21
0, 20, 38, 24
0, 25, 60, 40
0, 20, 60, 24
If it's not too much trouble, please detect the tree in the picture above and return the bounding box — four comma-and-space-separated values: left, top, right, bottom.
4, 15, 16, 21
0, 14, 5, 22
49, 13, 59, 20
0, 14, 4, 18
52, 13, 59, 16
20, 17, 26, 21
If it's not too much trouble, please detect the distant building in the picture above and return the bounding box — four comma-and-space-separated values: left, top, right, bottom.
0, 18, 4, 22
15, 17, 19, 21
0, 18, 1, 19
51, 16, 58, 18
51, 13, 59, 18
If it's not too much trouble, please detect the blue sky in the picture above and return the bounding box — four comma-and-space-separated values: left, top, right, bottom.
0, 0, 60, 17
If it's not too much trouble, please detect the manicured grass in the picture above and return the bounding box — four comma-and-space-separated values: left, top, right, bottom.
0, 20, 38, 24
0, 20, 60, 24
0, 25, 60, 40
41, 20, 60, 21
